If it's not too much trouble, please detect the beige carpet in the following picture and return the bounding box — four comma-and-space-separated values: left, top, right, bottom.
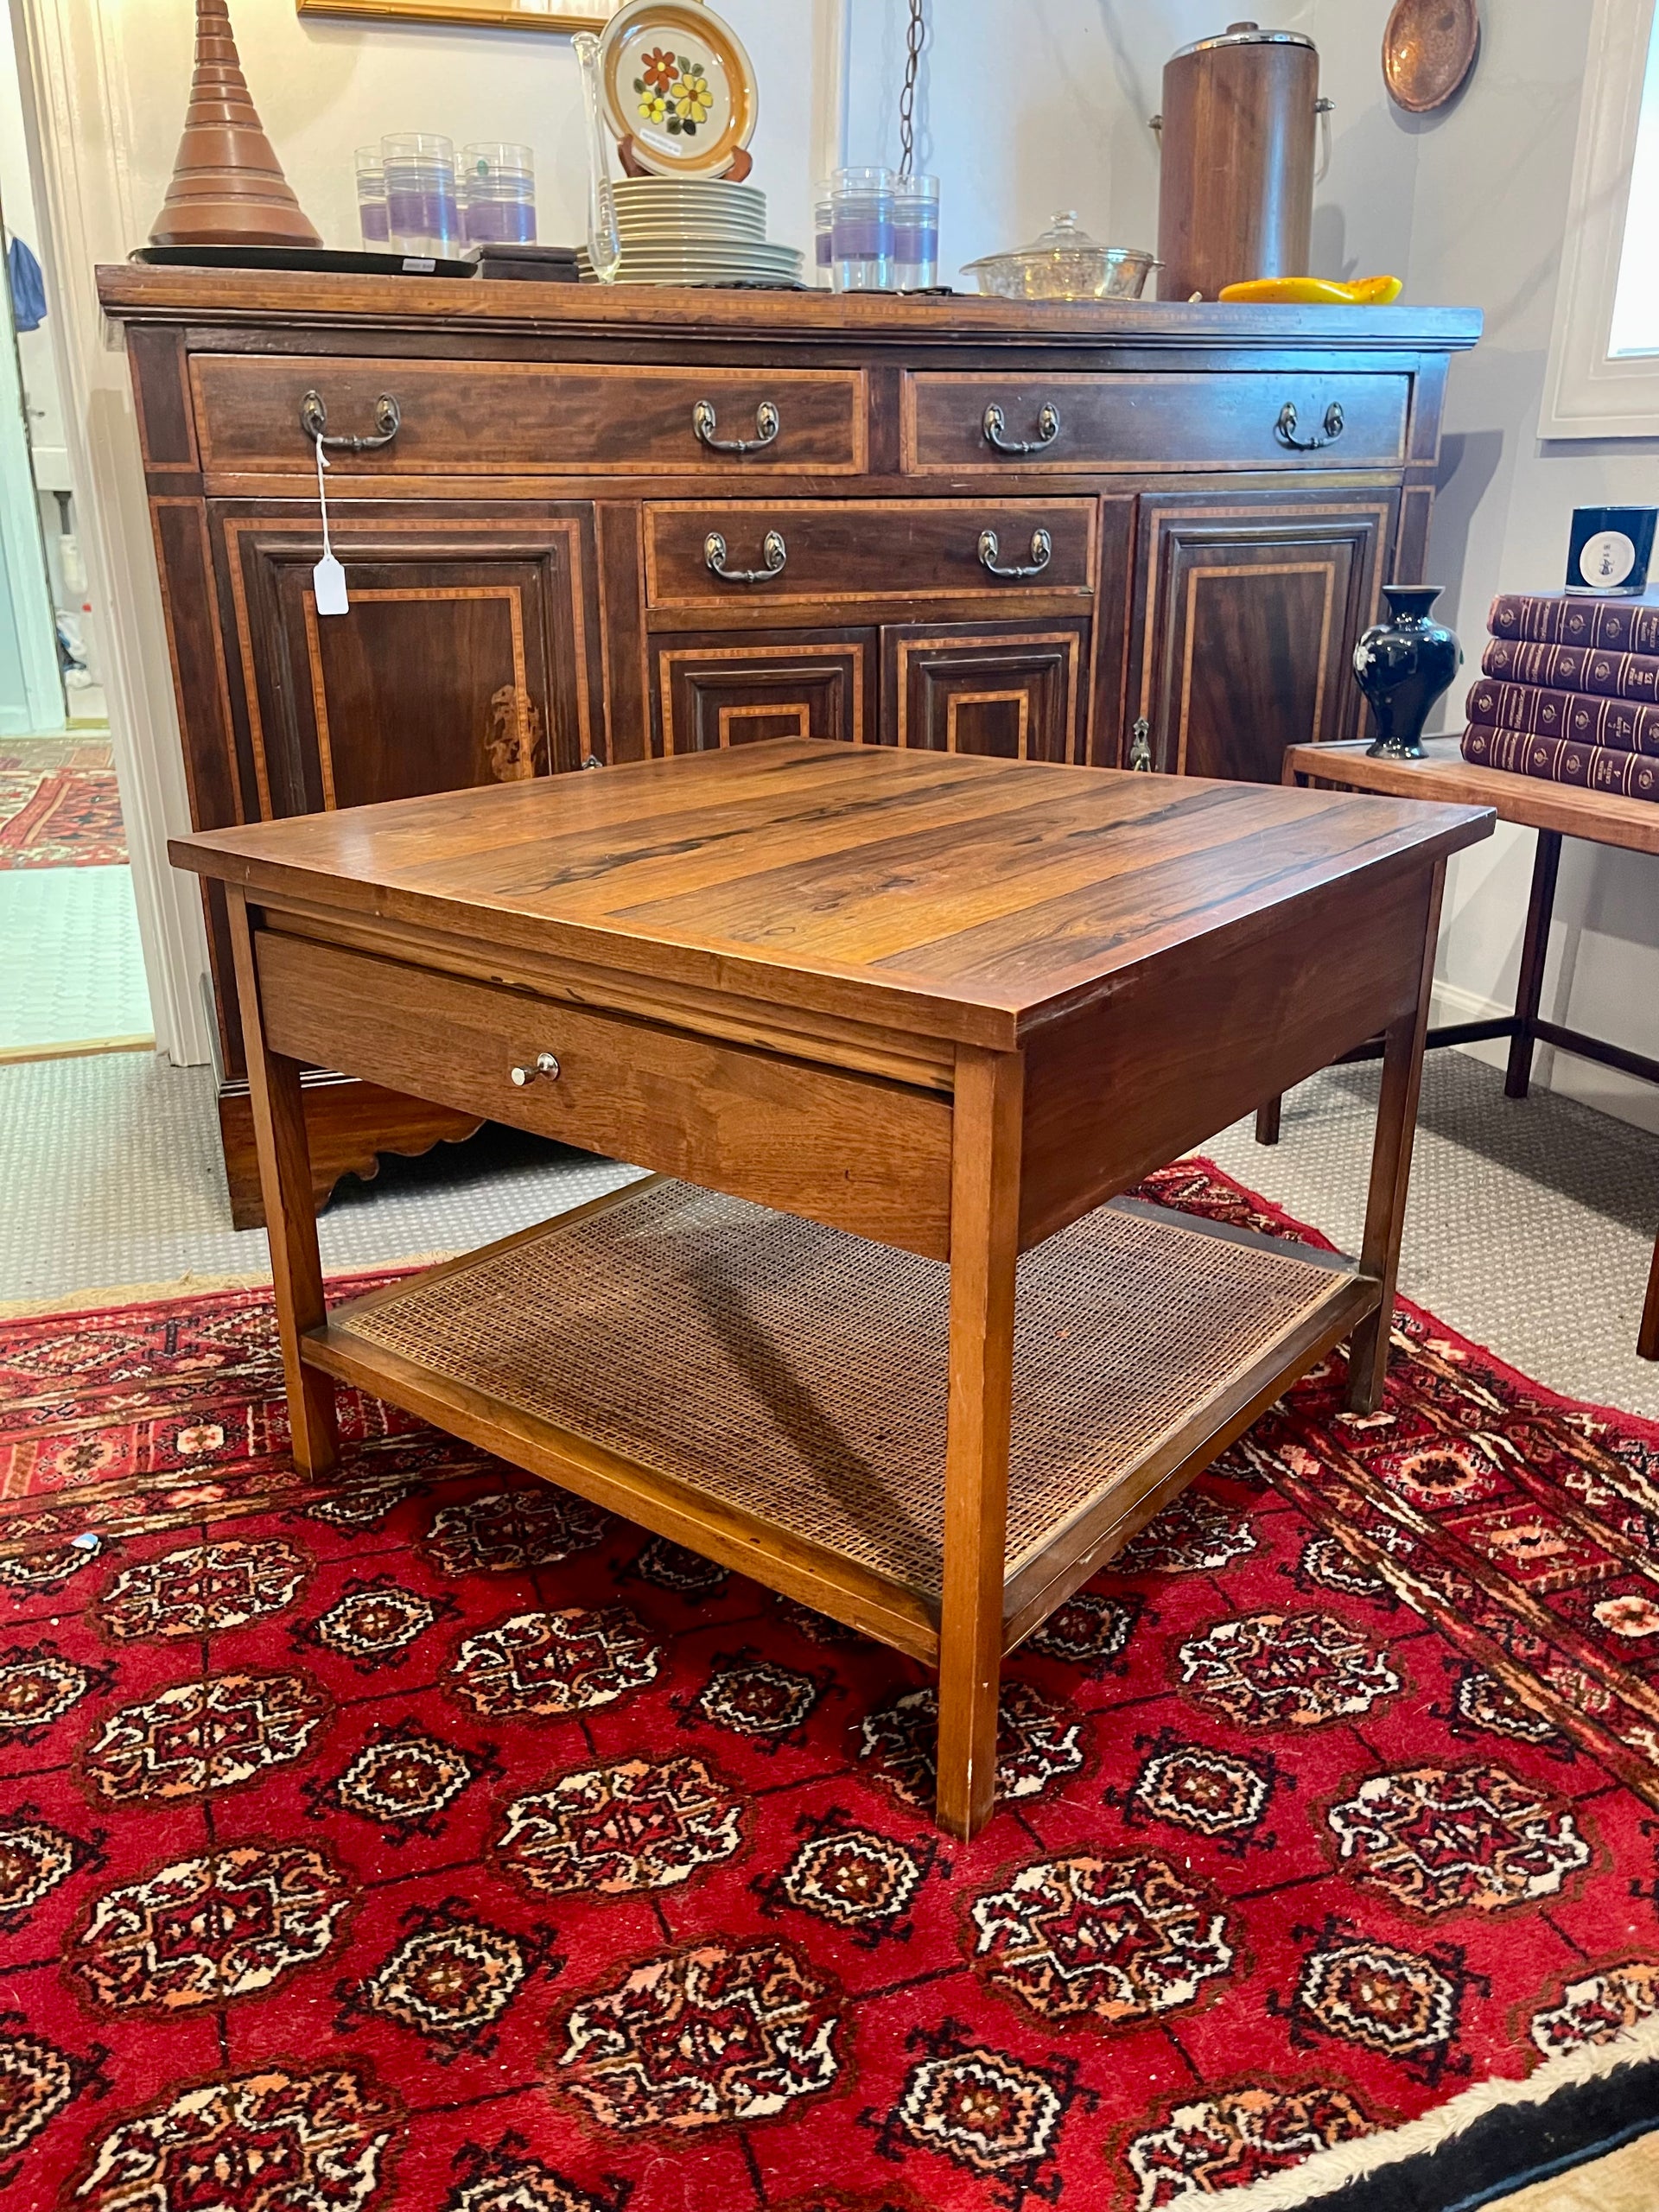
1491, 2131, 1659, 2209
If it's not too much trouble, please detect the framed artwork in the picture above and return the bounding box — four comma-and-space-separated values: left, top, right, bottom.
296, 0, 618, 33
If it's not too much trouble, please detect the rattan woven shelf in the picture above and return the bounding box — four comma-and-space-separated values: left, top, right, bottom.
320, 1179, 1354, 1630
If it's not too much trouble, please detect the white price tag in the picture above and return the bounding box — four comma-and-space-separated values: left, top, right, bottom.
310, 435, 349, 616
312, 552, 349, 615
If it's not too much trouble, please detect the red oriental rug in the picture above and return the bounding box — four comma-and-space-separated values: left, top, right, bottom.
0, 757, 127, 869
3, 1160, 1659, 2212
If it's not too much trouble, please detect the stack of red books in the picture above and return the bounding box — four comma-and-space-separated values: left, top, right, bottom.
1461, 590, 1659, 801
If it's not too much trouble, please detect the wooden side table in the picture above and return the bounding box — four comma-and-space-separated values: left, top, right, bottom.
1265, 739, 1659, 1360
172, 741, 1490, 1834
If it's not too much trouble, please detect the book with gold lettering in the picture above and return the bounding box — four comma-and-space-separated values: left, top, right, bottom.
1460, 722, 1659, 800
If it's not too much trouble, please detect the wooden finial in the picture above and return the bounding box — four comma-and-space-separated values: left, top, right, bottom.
149, 0, 321, 249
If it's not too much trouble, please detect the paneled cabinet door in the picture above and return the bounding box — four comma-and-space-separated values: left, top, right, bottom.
213, 503, 602, 819
1127, 489, 1398, 782
653, 630, 877, 753
880, 620, 1089, 762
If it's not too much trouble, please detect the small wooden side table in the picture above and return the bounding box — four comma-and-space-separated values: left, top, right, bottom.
172, 740, 1489, 1835
1266, 738, 1659, 1360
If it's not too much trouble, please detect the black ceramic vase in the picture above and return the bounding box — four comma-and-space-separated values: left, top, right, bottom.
1352, 584, 1462, 760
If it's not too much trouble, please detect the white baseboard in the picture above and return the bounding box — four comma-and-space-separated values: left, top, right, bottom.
1428, 978, 1659, 1140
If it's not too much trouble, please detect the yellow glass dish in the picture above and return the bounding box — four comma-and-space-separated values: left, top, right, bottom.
1218, 275, 1404, 306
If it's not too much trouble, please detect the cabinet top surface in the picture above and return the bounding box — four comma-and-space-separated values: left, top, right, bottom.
98, 264, 1481, 354
173, 742, 1493, 1046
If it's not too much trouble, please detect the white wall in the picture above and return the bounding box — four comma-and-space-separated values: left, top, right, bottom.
23, 0, 1659, 1124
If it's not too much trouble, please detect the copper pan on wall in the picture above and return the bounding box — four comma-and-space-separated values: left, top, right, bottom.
1383, 0, 1480, 114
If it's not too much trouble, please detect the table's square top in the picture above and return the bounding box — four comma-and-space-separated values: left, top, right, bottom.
173, 741, 1491, 1046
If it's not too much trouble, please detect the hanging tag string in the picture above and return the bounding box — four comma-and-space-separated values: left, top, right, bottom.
315, 433, 334, 560
309, 427, 350, 616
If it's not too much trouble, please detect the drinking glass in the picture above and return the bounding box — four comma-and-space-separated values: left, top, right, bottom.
814, 184, 833, 289
461, 143, 536, 245
894, 175, 939, 290
354, 146, 389, 248
381, 132, 461, 258
831, 167, 894, 292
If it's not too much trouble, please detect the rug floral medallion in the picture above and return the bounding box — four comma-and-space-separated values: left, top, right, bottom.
3, 1161, 1658, 2210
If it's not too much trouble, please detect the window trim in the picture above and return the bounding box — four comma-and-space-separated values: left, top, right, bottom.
1541, 0, 1659, 440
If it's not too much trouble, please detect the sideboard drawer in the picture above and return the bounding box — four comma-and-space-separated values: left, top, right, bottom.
644, 499, 1097, 609
190, 356, 868, 478
254, 927, 952, 1255
903, 372, 1411, 474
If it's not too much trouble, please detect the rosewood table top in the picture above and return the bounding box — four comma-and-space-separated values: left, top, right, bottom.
173, 739, 1491, 1049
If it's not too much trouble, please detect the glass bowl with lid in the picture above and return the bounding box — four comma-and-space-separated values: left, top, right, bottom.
962, 211, 1159, 302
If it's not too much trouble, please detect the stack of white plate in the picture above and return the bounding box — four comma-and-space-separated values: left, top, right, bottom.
578, 177, 804, 287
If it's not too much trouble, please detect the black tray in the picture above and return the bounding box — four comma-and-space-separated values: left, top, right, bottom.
133, 245, 476, 279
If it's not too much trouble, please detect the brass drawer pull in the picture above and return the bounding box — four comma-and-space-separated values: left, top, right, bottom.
1275, 399, 1345, 451
300, 389, 402, 453
977, 525, 1052, 581
692, 397, 780, 454
704, 528, 788, 584
982, 400, 1060, 454
509, 1052, 561, 1086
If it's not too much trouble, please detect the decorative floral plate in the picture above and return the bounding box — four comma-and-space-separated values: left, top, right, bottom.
598, 0, 757, 179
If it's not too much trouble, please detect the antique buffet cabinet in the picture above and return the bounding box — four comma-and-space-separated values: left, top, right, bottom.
98, 266, 1479, 1227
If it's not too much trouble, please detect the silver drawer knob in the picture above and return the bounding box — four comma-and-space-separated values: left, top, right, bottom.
509, 1052, 561, 1086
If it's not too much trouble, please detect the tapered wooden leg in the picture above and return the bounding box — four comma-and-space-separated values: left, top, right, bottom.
226, 888, 340, 1477
1640, 1236, 1659, 1363
1345, 861, 1446, 1415
936, 1046, 1024, 1840
1504, 829, 1561, 1100
1255, 1095, 1282, 1146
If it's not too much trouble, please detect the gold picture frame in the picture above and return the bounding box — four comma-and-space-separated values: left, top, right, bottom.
296, 0, 617, 34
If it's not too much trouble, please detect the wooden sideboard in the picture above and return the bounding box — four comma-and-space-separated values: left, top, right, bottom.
98, 267, 1480, 1227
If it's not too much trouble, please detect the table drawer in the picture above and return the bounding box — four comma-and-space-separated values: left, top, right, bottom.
255, 927, 952, 1255
903, 372, 1411, 474
189, 355, 868, 478
644, 499, 1096, 608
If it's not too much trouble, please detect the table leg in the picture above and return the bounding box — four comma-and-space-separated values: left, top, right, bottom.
936, 1046, 1023, 1841
227, 888, 340, 1478
1256, 758, 1319, 1147
1345, 861, 1446, 1414
1641, 1236, 1659, 1363
1505, 829, 1562, 1100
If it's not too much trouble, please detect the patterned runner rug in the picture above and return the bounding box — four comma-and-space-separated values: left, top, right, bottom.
2, 1160, 1656, 2211
0, 746, 126, 870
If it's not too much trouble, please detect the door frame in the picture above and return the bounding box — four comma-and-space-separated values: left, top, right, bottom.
7, 0, 213, 1063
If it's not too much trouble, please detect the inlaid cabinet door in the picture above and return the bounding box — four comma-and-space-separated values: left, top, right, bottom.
880, 621, 1088, 762
653, 630, 876, 753
1127, 490, 1398, 782
213, 503, 601, 818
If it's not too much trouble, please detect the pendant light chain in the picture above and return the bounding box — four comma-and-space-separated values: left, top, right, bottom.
898, 0, 926, 179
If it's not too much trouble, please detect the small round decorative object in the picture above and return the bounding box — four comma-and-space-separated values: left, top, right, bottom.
599, 0, 757, 180
1352, 584, 1462, 760
1383, 0, 1480, 115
